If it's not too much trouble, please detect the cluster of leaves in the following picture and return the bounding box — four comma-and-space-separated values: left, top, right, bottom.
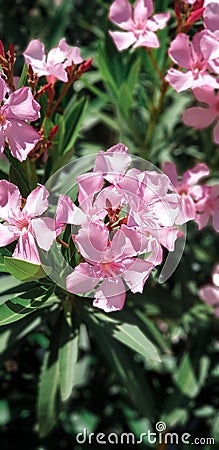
0, 0, 219, 448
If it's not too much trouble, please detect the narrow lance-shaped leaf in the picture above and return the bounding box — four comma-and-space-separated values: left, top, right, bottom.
58, 317, 79, 402
38, 350, 60, 437
0, 286, 54, 326
4, 257, 46, 282
113, 322, 161, 362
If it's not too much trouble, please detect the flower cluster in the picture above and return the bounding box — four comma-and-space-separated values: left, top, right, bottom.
0, 38, 90, 162
109, 0, 170, 51
162, 161, 219, 232
108, 0, 219, 143
54, 144, 185, 312
0, 181, 55, 264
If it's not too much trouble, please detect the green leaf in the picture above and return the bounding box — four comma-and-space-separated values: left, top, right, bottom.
4, 257, 46, 281
126, 57, 141, 93
173, 354, 199, 398
38, 350, 60, 437
6, 150, 30, 197
18, 63, 28, 88
82, 309, 155, 419
58, 320, 79, 401
0, 286, 54, 325
0, 248, 11, 273
117, 83, 133, 118
97, 42, 119, 98
63, 97, 88, 154
113, 322, 161, 362
0, 400, 10, 426
0, 275, 22, 295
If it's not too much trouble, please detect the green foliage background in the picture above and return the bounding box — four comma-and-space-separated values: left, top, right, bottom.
0, 0, 219, 449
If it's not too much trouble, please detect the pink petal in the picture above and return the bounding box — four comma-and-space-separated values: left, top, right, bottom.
140, 171, 170, 203
212, 210, 219, 232
134, 0, 149, 23
109, 0, 133, 30
168, 34, 192, 69
204, 3, 219, 33
143, 0, 154, 17
23, 39, 47, 76
6, 120, 40, 162
47, 63, 68, 82
0, 77, 8, 103
192, 86, 217, 105
94, 143, 131, 183
199, 285, 219, 306
58, 38, 83, 65
93, 277, 126, 312
66, 262, 100, 294
182, 163, 210, 186
0, 180, 21, 221
181, 195, 196, 221
199, 73, 219, 88
107, 228, 126, 260
0, 223, 18, 246
109, 31, 136, 51
148, 13, 170, 31
117, 168, 142, 197
77, 172, 103, 206
56, 194, 87, 227
150, 226, 179, 251
183, 106, 216, 130
13, 232, 40, 264
94, 186, 123, 214
162, 162, 179, 188
136, 233, 163, 265
7, 87, 40, 121
133, 31, 159, 49
200, 30, 219, 61
23, 185, 49, 218
31, 217, 55, 251
75, 221, 109, 263
196, 211, 210, 229
120, 224, 144, 255
123, 258, 153, 293
165, 68, 194, 92
213, 120, 219, 145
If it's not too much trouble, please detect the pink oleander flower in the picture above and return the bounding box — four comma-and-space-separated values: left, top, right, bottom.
204, 2, 219, 35
23, 38, 83, 83
165, 31, 219, 92
162, 161, 210, 222
0, 77, 40, 162
0, 180, 55, 264
202, 3, 219, 74
183, 87, 219, 144
195, 185, 219, 231
109, 0, 170, 51
66, 221, 153, 312
116, 168, 183, 265
55, 143, 130, 232
57, 143, 188, 312
199, 264, 219, 317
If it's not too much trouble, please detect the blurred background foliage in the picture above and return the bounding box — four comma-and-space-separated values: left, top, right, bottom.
0, 0, 219, 449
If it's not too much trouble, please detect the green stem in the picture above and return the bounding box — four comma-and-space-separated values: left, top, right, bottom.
144, 80, 170, 151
